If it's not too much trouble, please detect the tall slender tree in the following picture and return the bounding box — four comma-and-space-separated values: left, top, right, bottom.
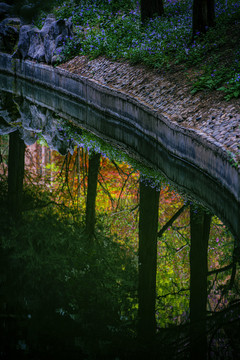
141, 0, 164, 23
138, 177, 160, 343
8, 131, 25, 220
189, 205, 212, 360
192, 0, 215, 37
85, 152, 101, 239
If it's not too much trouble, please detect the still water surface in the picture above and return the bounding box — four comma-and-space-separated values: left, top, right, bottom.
0, 76, 240, 359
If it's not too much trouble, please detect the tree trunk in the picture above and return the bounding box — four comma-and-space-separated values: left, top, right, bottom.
190, 205, 211, 360
138, 177, 160, 342
8, 131, 25, 220
141, 0, 164, 23
77, 146, 81, 203
192, 0, 215, 37
85, 152, 101, 239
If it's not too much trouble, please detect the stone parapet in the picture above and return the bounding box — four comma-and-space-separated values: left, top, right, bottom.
0, 52, 239, 207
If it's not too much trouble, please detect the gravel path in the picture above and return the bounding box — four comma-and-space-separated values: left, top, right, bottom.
59, 55, 240, 166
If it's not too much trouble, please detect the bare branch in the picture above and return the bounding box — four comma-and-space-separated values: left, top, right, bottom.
111, 159, 129, 177
158, 202, 189, 238
98, 171, 115, 207
208, 263, 234, 276
116, 171, 137, 210
157, 287, 190, 300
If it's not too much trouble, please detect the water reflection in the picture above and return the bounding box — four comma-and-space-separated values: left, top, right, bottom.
0, 87, 240, 359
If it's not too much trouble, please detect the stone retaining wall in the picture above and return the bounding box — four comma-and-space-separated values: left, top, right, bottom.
0, 52, 239, 203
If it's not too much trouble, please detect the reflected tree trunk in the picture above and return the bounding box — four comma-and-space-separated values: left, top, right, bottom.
138, 177, 160, 342
8, 131, 25, 220
190, 205, 211, 360
77, 146, 81, 203
85, 152, 101, 239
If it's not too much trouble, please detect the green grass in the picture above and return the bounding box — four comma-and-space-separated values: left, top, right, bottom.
35, 0, 240, 100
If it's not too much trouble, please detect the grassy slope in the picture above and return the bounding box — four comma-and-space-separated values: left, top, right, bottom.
45, 0, 240, 100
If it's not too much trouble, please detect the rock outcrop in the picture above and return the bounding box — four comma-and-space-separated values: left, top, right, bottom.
0, 90, 75, 155
0, 13, 73, 65
16, 14, 73, 65
0, 17, 21, 52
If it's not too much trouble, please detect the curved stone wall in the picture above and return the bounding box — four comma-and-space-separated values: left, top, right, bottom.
0, 52, 239, 205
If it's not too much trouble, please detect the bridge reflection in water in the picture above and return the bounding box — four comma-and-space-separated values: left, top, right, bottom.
0, 74, 239, 360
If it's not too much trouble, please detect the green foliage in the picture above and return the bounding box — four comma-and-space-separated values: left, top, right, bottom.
191, 44, 240, 96
1, 131, 239, 356
191, 66, 233, 94
0, 181, 138, 356
218, 72, 240, 100
226, 149, 240, 168
60, 35, 82, 62
49, 0, 240, 97
156, 201, 190, 327
104, 0, 136, 14
207, 216, 237, 311
52, 0, 191, 64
